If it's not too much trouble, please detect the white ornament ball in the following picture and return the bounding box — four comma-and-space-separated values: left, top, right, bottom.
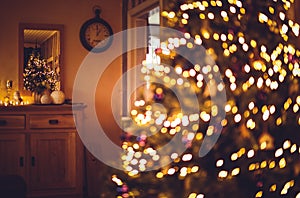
51, 90, 65, 104
40, 94, 52, 104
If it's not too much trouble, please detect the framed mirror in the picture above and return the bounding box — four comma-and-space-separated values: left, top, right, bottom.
18, 23, 64, 95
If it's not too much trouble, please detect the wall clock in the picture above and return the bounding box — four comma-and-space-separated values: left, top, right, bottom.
79, 8, 113, 53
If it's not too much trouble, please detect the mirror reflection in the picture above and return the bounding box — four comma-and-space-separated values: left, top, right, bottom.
19, 23, 63, 94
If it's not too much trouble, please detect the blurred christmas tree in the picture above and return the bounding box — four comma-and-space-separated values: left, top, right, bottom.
111, 0, 300, 197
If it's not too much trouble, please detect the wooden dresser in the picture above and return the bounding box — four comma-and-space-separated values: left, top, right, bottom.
0, 104, 85, 198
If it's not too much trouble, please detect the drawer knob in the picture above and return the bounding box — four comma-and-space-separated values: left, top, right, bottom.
19, 157, 24, 167
31, 156, 35, 167
0, 120, 7, 126
49, 119, 59, 125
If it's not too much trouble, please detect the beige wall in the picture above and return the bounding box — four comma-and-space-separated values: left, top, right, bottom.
0, 0, 123, 143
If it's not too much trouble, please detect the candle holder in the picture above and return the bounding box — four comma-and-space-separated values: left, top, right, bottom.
4, 80, 13, 105
6, 80, 13, 89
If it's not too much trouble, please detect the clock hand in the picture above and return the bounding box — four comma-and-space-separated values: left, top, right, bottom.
96, 26, 101, 36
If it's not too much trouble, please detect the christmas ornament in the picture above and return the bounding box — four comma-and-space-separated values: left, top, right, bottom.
154, 87, 164, 102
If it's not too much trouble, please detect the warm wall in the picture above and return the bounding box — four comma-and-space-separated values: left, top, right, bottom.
0, 0, 123, 143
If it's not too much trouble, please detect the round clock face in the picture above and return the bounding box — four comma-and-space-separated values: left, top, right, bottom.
80, 18, 113, 53
85, 22, 110, 48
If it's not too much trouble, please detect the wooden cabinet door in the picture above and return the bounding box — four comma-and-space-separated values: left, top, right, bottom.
29, 132, 76, 191
0, 133, 26, 177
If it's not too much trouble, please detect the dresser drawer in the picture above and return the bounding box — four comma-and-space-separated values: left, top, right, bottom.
0, 115, 25, 129
29, 114, 76, 129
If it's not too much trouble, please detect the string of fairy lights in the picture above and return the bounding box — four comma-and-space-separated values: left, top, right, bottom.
113, 0, 300, 197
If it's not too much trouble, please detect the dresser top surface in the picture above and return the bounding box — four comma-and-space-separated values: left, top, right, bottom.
0, 103, 86, 113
